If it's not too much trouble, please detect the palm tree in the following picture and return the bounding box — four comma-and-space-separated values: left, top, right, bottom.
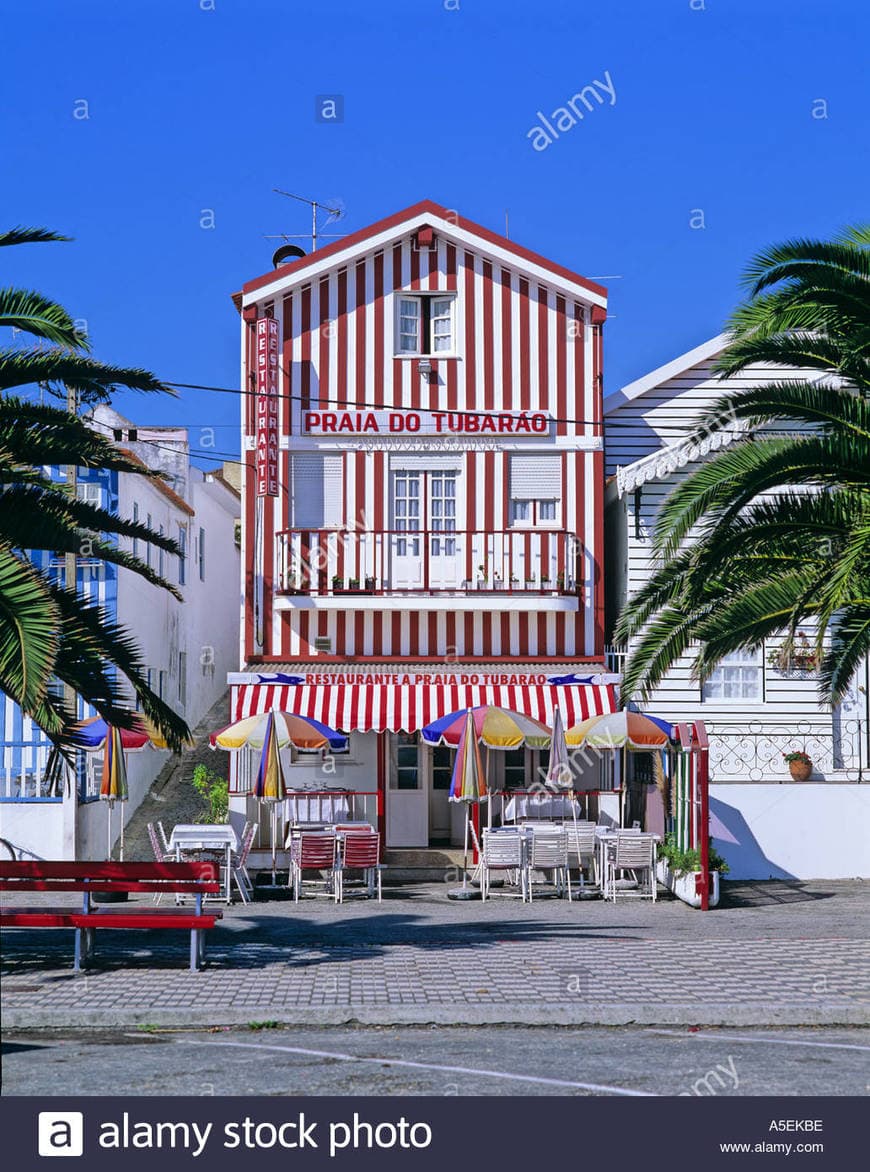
616, 226, 870, 707
0, 226, 191, 751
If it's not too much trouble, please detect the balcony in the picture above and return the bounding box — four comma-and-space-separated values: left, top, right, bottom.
275, 529, 583, 610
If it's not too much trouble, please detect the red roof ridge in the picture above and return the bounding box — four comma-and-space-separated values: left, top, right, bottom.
236, 199, 607, 303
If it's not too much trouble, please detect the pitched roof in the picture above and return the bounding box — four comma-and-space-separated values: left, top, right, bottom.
603, 333, 729, 416
236, 199, 607, 309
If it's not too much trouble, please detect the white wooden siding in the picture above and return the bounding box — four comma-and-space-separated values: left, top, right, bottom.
605, 347, 869, 781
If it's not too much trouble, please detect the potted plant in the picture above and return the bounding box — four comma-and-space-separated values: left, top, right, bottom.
364, 575, 376, 593
509, 573, 519, 588
477, 563, 488, 590
540, 574, 552, 591
656, 835, 728, 908
556, 572, 565, 592
331, 574, 344, 594
524, 575, 536, 589
348, 577, 360, 593
493, 573, 504, 589
783, 750, 813, 781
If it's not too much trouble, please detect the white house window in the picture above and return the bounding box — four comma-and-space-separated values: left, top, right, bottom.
396, 294, 455, 356
702, 649, 764, 702
509, 455, 561, 527
290, 454, 343, 529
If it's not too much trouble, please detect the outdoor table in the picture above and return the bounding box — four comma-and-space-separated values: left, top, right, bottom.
284, 792, 352, 825
168, 823, 238, 904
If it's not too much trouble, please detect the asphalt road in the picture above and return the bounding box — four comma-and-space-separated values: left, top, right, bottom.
3, 1025, 868, 1097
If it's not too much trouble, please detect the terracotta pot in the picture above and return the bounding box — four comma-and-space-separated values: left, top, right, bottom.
788, 758, 813, 781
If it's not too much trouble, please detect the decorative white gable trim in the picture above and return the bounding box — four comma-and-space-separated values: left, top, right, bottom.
615, 424, 746, 497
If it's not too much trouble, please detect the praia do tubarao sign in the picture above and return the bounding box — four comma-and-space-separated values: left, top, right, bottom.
303, 409, 551, 436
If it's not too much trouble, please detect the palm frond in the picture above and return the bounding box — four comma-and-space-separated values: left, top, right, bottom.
0, 349, 173, 399
0, 227, 71, 248
0, 288, 89, 351
0, 544, 59, 711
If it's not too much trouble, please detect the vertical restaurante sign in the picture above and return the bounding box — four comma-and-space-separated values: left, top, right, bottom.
256, 317, 279, 496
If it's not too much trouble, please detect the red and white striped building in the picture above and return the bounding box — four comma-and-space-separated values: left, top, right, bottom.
229, 201, 618, 848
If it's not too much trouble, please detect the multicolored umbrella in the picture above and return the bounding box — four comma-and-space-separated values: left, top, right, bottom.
99, 725, 129, 861
211, 711, 348, 753
565, 710, 672, 751
448, 710, 488, 898
71, 715, 152, 753
423, 706, 551, 750
253, 710, 288, 884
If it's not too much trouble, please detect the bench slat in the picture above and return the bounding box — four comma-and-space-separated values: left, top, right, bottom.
0, 861, 219, 881
1, 879, 222, 894
71, 913, 220, 929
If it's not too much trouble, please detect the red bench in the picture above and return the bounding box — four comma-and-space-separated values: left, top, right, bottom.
0, 861, 223, 972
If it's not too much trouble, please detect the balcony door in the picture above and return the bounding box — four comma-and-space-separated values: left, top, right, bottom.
390, 468, 461, 589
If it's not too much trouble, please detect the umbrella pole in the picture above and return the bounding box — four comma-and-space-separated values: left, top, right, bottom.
271, 804, 277, 886
120, 801, 125, 862
462, 808, 469, 892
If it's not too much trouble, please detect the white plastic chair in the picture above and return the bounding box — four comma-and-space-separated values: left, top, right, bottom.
605, 833, 657, 902
527, 827, 571, 901
566, 821, 598, 888
480, 829, 527, 901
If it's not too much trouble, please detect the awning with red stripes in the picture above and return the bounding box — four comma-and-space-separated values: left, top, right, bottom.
232, 682, 618, 734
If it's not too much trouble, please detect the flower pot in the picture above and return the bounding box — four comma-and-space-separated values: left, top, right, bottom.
656, 859, 720, 909
788, 758, 812, 781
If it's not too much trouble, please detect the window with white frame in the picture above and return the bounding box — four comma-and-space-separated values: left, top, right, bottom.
509, 456, 561, 526
395, 294, 455, 356
177, 522, 187, 585
702, 649, 764, 702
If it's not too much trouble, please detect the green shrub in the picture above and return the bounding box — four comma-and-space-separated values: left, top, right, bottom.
191, 763, 228, 823
658, 833, 729, 876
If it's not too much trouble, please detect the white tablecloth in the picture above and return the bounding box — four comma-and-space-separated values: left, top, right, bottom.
503, 795, 581, 821
284, 794, 351, 824
168, 824, 238, 852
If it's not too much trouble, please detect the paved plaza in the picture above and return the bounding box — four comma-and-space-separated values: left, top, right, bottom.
2, 880, 868, 1029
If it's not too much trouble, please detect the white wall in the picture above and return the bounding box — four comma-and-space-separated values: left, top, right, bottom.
710, 783, 870, 879
0, 802, 65, 860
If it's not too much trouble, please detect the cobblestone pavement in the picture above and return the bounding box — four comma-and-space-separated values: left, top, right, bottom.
3, 880, 868, 1028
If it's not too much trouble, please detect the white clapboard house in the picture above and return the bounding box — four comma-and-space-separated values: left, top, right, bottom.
604, 335, 869, 879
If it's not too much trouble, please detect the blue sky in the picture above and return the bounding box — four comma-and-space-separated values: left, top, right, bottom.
2, 0, 868, 467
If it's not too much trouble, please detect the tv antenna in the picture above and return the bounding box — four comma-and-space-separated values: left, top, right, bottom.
264, 190, 347, 253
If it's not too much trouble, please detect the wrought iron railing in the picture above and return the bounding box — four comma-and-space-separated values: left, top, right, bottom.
706, 720, 866, 782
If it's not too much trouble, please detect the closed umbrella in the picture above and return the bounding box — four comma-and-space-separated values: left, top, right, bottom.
99, 725, 129, 861
447, 710, 488, 900
253, 710, 289, 886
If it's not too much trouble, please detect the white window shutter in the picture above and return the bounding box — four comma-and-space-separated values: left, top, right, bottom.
291, 454, 343, 528
509, 455, 561, 499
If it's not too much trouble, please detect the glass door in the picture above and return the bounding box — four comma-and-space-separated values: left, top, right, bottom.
390, 472, 423, 587
389, 469, 462, 590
